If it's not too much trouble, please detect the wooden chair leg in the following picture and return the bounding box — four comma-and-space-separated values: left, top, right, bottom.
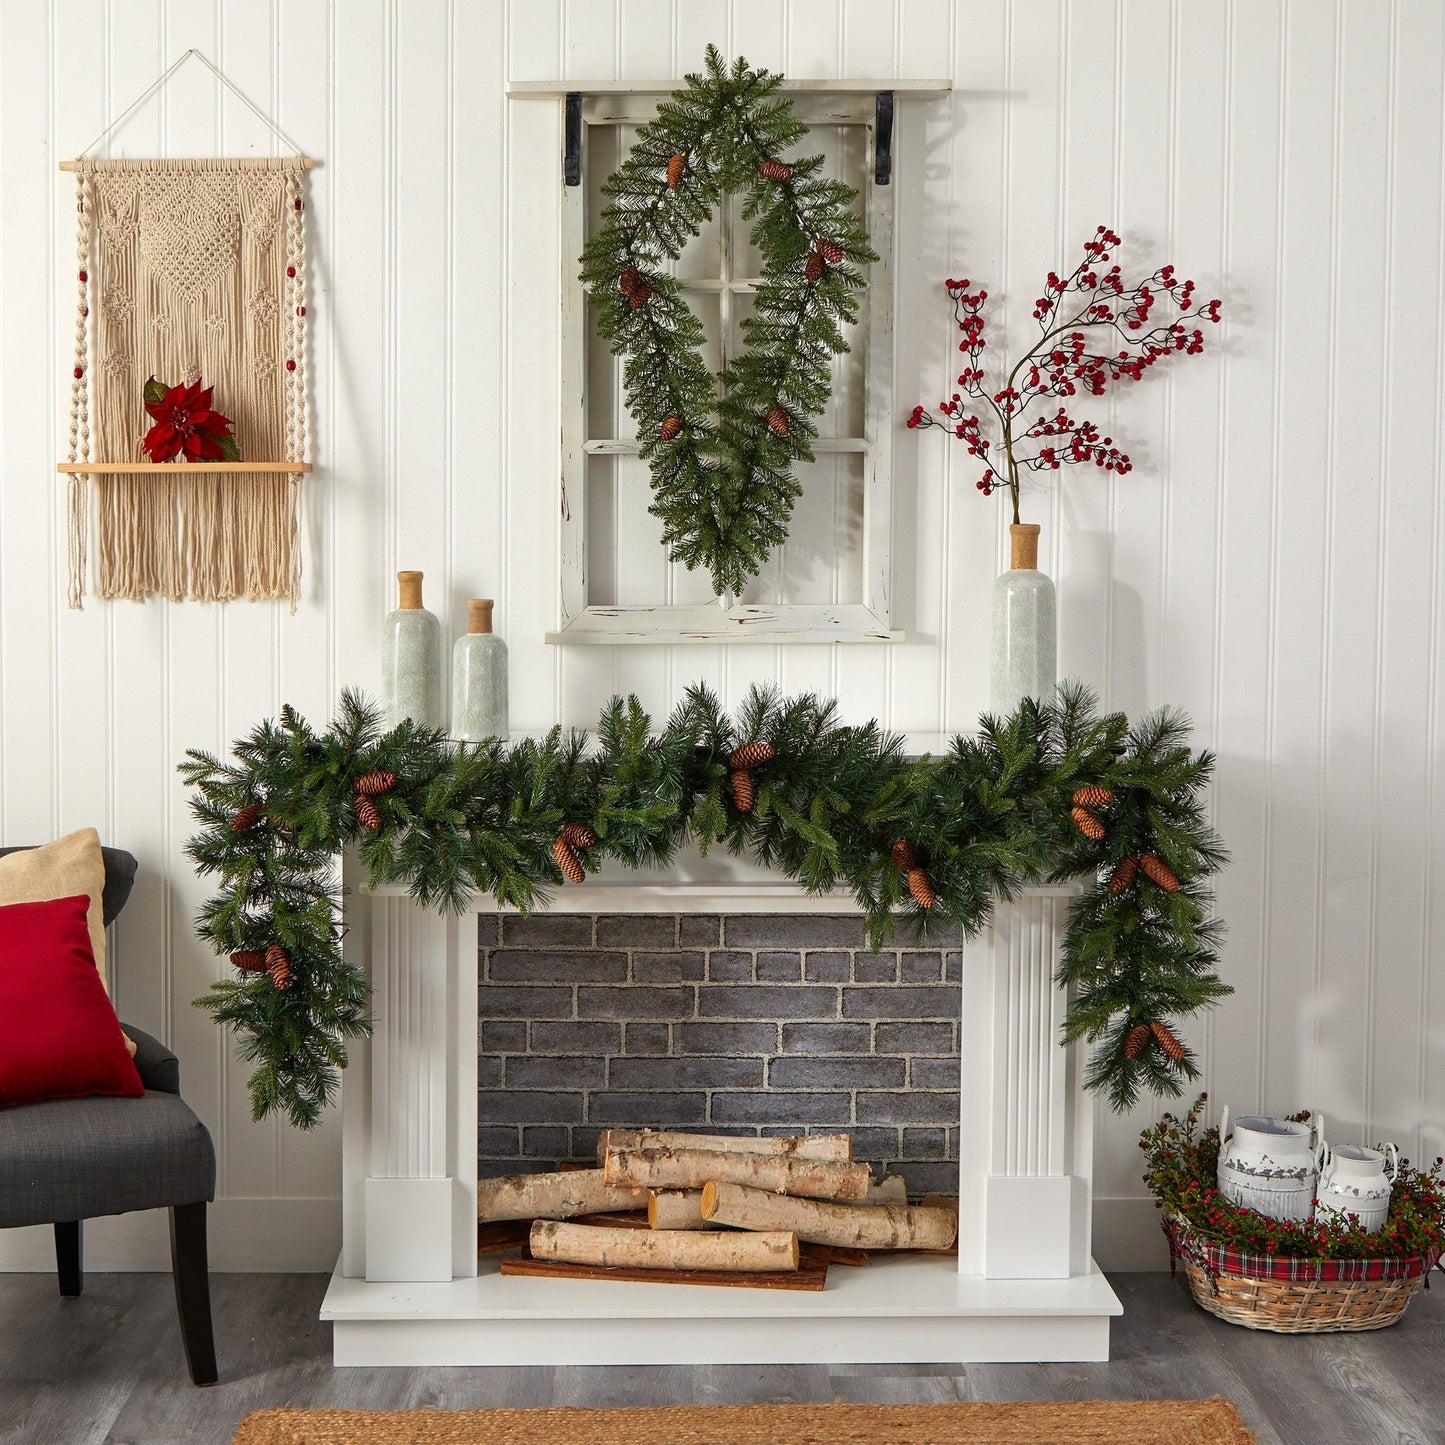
53, 1221, 83, 1297
169, 1202, 218, 1386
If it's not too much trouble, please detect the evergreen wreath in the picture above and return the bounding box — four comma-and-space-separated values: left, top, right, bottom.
183, 683, 1229, 1129
579, 46, 877, 597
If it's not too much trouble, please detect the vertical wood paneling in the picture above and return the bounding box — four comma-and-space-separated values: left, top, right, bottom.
3, 0, 1443, 1268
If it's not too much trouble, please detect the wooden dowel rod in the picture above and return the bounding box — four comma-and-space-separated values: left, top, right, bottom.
57, 461, 312, 474
60, 157, 317, 170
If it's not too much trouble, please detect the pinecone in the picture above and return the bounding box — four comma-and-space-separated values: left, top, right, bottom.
230, 950, 268, 973
804, 252, 825, 284
659, 413, 682, 442
355, 795, 382, 830
728, 741, 775, 770
355, 770, 398, 797
759, 158, 793, 181
765, 406, 790, 438
629, 281, 654, 309
231, 803, 263, 833
666, 153, 687, 188
1124, 1023, 1153, 1059
891, 838, 917, 872
265, 944, 293, 990
559, 821, 597, 850
619, 265, 643, 295
1140, 854, 1180, 892
1072, 785, 1114, 810
1108, 855, 1139, 893
816, 237, 844, 265
1071, 805, 1106, 841
728, 769, 756, 813
552, 836, 585, 884
907, 867, 936, 910
1150, 1021, 1186, 1062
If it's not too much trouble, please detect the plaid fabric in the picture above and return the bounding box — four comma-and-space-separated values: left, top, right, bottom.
1164, 1213, 1443, 1284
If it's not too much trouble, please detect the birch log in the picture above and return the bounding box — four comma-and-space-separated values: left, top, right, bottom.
477, 1168, 642, 1222
529, 1220, 799, 1273
843, 1174, 908, 1207
647, 1189, 709, 1230
598, 1128, 852, 1163
603, 1145, 872, 1201
701, 1180, 959, 1251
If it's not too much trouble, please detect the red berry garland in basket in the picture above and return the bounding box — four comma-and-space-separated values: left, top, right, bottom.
907, 229, 1221, 527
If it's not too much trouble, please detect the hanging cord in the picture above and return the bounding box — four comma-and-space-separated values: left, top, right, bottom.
72, 48, 308, 161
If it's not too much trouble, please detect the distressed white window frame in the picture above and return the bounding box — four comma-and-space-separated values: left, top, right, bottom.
509, 79, 949, 646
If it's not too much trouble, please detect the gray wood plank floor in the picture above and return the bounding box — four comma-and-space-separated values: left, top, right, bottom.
1, 1271, 1441, 1445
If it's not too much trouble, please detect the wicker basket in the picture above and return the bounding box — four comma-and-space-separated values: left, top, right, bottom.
1165, 1213, 1440, 1334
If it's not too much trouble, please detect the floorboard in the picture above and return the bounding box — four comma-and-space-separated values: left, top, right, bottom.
0, 1271, 1440, 1445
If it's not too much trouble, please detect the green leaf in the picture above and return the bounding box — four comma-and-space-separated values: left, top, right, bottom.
216, 433, 241, 462
143, 375, 169, 406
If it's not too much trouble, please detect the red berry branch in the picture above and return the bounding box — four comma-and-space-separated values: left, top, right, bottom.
906, 226, 1221, 526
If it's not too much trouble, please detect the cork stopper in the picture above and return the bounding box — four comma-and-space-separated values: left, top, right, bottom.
1009, 524, 1041, 570
397, 571, 424, 609
467, 598, 495, 635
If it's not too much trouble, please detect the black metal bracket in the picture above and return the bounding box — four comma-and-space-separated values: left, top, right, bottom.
874, 90, 894, 186
564, 92, 582, 186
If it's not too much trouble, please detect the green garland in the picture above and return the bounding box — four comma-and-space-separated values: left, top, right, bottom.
182, 683, 1228, 1130
579, 46, 876, 597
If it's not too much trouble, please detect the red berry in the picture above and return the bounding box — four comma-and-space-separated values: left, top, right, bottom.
73, 366, 83, 378
297, 305, 306, 316
286, 265, 297, 278
78, 269, 87, 282
286, 359, 297, 371
294, 198, 303, 210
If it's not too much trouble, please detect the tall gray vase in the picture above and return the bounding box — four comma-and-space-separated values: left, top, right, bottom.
452, 598, 509, 743
382, 570, 443, 731
990, 523, 1057, 715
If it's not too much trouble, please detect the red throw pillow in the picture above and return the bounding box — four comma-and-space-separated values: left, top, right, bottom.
0, 893, 143, 1107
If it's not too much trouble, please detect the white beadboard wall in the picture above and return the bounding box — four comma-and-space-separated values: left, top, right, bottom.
0, 0, 1441, 1272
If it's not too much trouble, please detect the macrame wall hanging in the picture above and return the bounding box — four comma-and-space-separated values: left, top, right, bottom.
61, 51, 313, 610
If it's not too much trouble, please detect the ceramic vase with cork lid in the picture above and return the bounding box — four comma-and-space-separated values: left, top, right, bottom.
382, 570, 443, 731
990, 522, 1057, 714
452, 598, 509, 743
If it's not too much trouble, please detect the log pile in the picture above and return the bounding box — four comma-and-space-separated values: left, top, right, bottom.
477, 1128, 958, 1288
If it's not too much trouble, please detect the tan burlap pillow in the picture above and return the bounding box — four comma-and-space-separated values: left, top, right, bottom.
0, 828, 110, 986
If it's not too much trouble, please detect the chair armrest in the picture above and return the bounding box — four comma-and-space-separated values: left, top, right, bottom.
120, 1024, 180, 1095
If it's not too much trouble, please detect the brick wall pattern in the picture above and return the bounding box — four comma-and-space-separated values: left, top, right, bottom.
478, 913, 963, 1198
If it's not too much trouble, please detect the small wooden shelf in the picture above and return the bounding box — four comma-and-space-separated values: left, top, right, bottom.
57, 460, 311, 474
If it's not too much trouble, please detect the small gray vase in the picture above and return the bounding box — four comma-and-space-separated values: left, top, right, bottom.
452, 598, 509, 743
990, 523, 1057, 714
382, 570, 443, 731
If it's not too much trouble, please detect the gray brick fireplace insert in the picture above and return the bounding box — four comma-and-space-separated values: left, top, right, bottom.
478, 912, 963, 1197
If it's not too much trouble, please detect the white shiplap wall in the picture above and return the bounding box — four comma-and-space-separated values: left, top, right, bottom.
0, 0, 1440, 1270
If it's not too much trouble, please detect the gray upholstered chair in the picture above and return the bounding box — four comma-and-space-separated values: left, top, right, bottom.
0, 847, 218, 1385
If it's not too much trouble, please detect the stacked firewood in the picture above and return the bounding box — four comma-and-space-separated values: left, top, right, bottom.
476, 1128, 959, 1278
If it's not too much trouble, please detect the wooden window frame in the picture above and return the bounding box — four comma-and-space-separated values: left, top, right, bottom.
535, 82, 944, 646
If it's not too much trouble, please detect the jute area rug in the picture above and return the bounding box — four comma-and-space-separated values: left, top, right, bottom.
234, 1398, 1256, 1444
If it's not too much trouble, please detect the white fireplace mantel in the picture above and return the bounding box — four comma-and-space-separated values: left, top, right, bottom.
320, 857, 1121, 1365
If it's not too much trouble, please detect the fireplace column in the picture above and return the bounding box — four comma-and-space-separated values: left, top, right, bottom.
339, 857, 479, 1283
956, 885, 1092, 1279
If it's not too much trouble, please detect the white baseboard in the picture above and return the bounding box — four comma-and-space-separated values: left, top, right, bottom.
1091, 1196, 1172, 1271
0, 1197, 340, 1273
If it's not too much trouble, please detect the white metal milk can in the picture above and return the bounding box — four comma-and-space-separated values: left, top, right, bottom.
1216, 1107, 1324, 1222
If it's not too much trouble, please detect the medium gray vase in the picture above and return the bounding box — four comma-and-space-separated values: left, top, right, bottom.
990, 523, 1057, 714
382, 570, 443, 731
452, 598, 509, 743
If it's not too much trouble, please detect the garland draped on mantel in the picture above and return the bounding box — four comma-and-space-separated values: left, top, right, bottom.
182, 683, 1228, 1129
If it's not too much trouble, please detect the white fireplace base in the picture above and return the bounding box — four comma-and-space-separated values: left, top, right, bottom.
327, 861, 1122, 1365
322, 1253, 1120, 1366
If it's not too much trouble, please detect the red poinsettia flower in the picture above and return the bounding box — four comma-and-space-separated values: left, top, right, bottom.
141, 376, 240, 463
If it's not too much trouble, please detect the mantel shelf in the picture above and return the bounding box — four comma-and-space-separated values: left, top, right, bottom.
57, 460, 312, 474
